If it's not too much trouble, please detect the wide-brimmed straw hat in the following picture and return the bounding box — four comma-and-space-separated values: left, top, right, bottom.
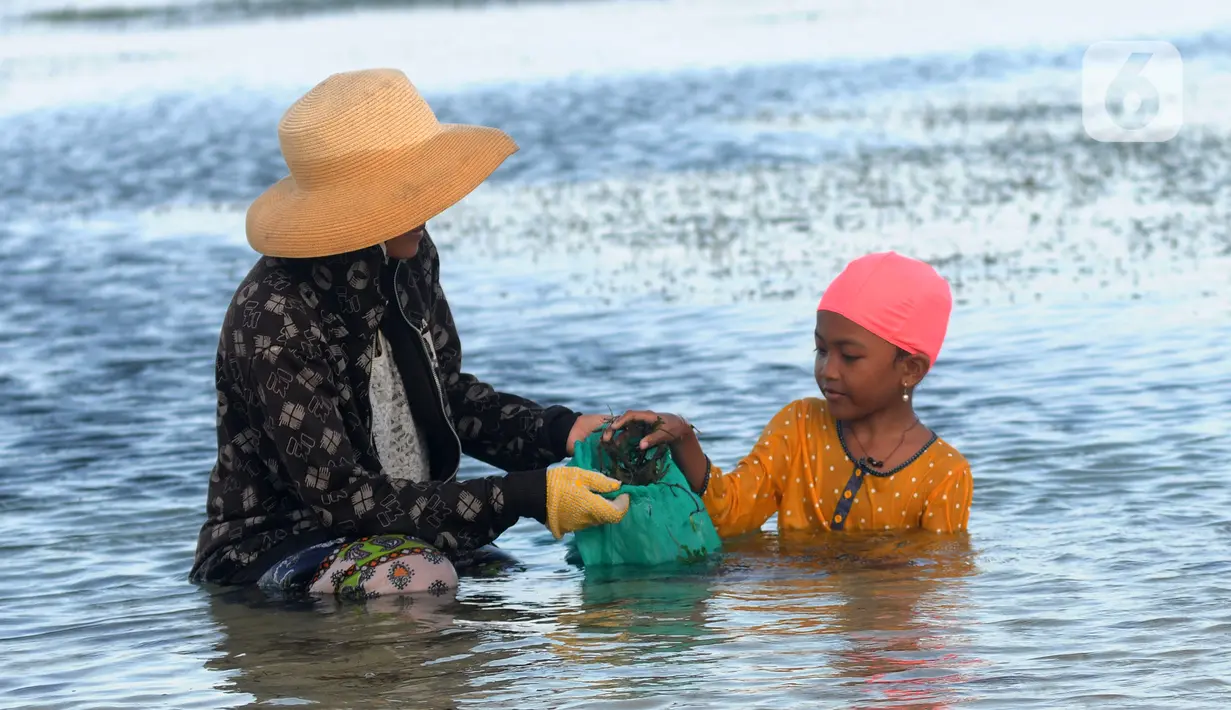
246, 68, 518, 258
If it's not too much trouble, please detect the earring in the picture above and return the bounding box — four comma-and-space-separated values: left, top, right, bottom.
902, 384, 911, 402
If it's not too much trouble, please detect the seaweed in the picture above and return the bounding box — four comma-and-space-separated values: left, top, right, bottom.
597, 418, 670, 486
676, 545, 711, 565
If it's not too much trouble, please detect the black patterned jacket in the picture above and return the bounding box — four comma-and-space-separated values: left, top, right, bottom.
190, 233, 578, 585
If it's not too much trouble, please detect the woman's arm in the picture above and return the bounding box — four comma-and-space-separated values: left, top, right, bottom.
416, 239, 601, 470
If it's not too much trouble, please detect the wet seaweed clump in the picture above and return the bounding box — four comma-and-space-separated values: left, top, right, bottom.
599, 418, 670, 486
677, 545, 711, 565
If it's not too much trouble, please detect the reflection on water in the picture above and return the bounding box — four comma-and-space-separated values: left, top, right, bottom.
204, 591, 466, 707
201, 535, 979, 709
712, 534, 979, 710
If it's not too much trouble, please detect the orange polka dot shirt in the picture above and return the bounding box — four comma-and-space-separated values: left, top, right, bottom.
702, 398, 972, 538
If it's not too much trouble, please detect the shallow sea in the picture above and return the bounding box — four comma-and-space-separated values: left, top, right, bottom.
1, 1, 1230, 707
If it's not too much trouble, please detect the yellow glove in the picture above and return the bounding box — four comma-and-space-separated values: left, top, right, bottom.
546, 466, 630, 539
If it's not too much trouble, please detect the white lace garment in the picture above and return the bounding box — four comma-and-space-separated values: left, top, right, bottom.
367, 331, 432, 483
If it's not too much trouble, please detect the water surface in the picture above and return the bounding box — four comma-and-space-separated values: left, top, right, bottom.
2, 1, 1230, 708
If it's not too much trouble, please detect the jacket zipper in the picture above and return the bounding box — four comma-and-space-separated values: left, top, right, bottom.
395, 261, 462, 478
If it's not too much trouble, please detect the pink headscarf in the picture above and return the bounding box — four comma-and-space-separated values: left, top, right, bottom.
817, 252, 953, 364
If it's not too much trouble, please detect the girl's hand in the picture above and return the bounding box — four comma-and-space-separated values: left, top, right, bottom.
602, 410, 695, 450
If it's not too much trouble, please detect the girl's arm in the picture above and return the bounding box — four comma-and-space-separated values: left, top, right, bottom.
698, 404, 803, 538
606, 403, 804, 538
600, 411, 709, 493
922, 463, 973, 533
664, 428, 710, 493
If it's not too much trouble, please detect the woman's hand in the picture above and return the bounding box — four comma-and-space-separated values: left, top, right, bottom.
566, 414, 613, 456
602, 410, 696, 450
545, 467, 630, 539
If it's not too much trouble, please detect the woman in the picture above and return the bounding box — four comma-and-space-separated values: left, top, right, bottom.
191, 68, 628, 600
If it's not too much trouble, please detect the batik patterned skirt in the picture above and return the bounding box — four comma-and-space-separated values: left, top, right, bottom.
257, 535, 458, 601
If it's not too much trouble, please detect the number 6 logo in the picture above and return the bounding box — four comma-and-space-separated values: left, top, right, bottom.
1083, 41, 1183, 143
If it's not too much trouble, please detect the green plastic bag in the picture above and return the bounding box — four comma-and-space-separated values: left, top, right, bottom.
566, 428, 722, 568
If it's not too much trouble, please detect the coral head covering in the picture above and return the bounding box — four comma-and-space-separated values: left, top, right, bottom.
817, 252, 953, 364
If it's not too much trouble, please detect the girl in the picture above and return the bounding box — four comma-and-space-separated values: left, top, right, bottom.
605, 251, 971, 538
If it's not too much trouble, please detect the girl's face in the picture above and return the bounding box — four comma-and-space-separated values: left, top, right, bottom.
813, 310, 927, 420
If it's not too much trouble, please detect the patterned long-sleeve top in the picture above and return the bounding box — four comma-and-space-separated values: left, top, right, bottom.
703, 398, 972, 538
191, 233, 579, 585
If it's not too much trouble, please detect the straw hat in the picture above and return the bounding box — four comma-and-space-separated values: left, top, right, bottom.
246, 68, 518, 258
